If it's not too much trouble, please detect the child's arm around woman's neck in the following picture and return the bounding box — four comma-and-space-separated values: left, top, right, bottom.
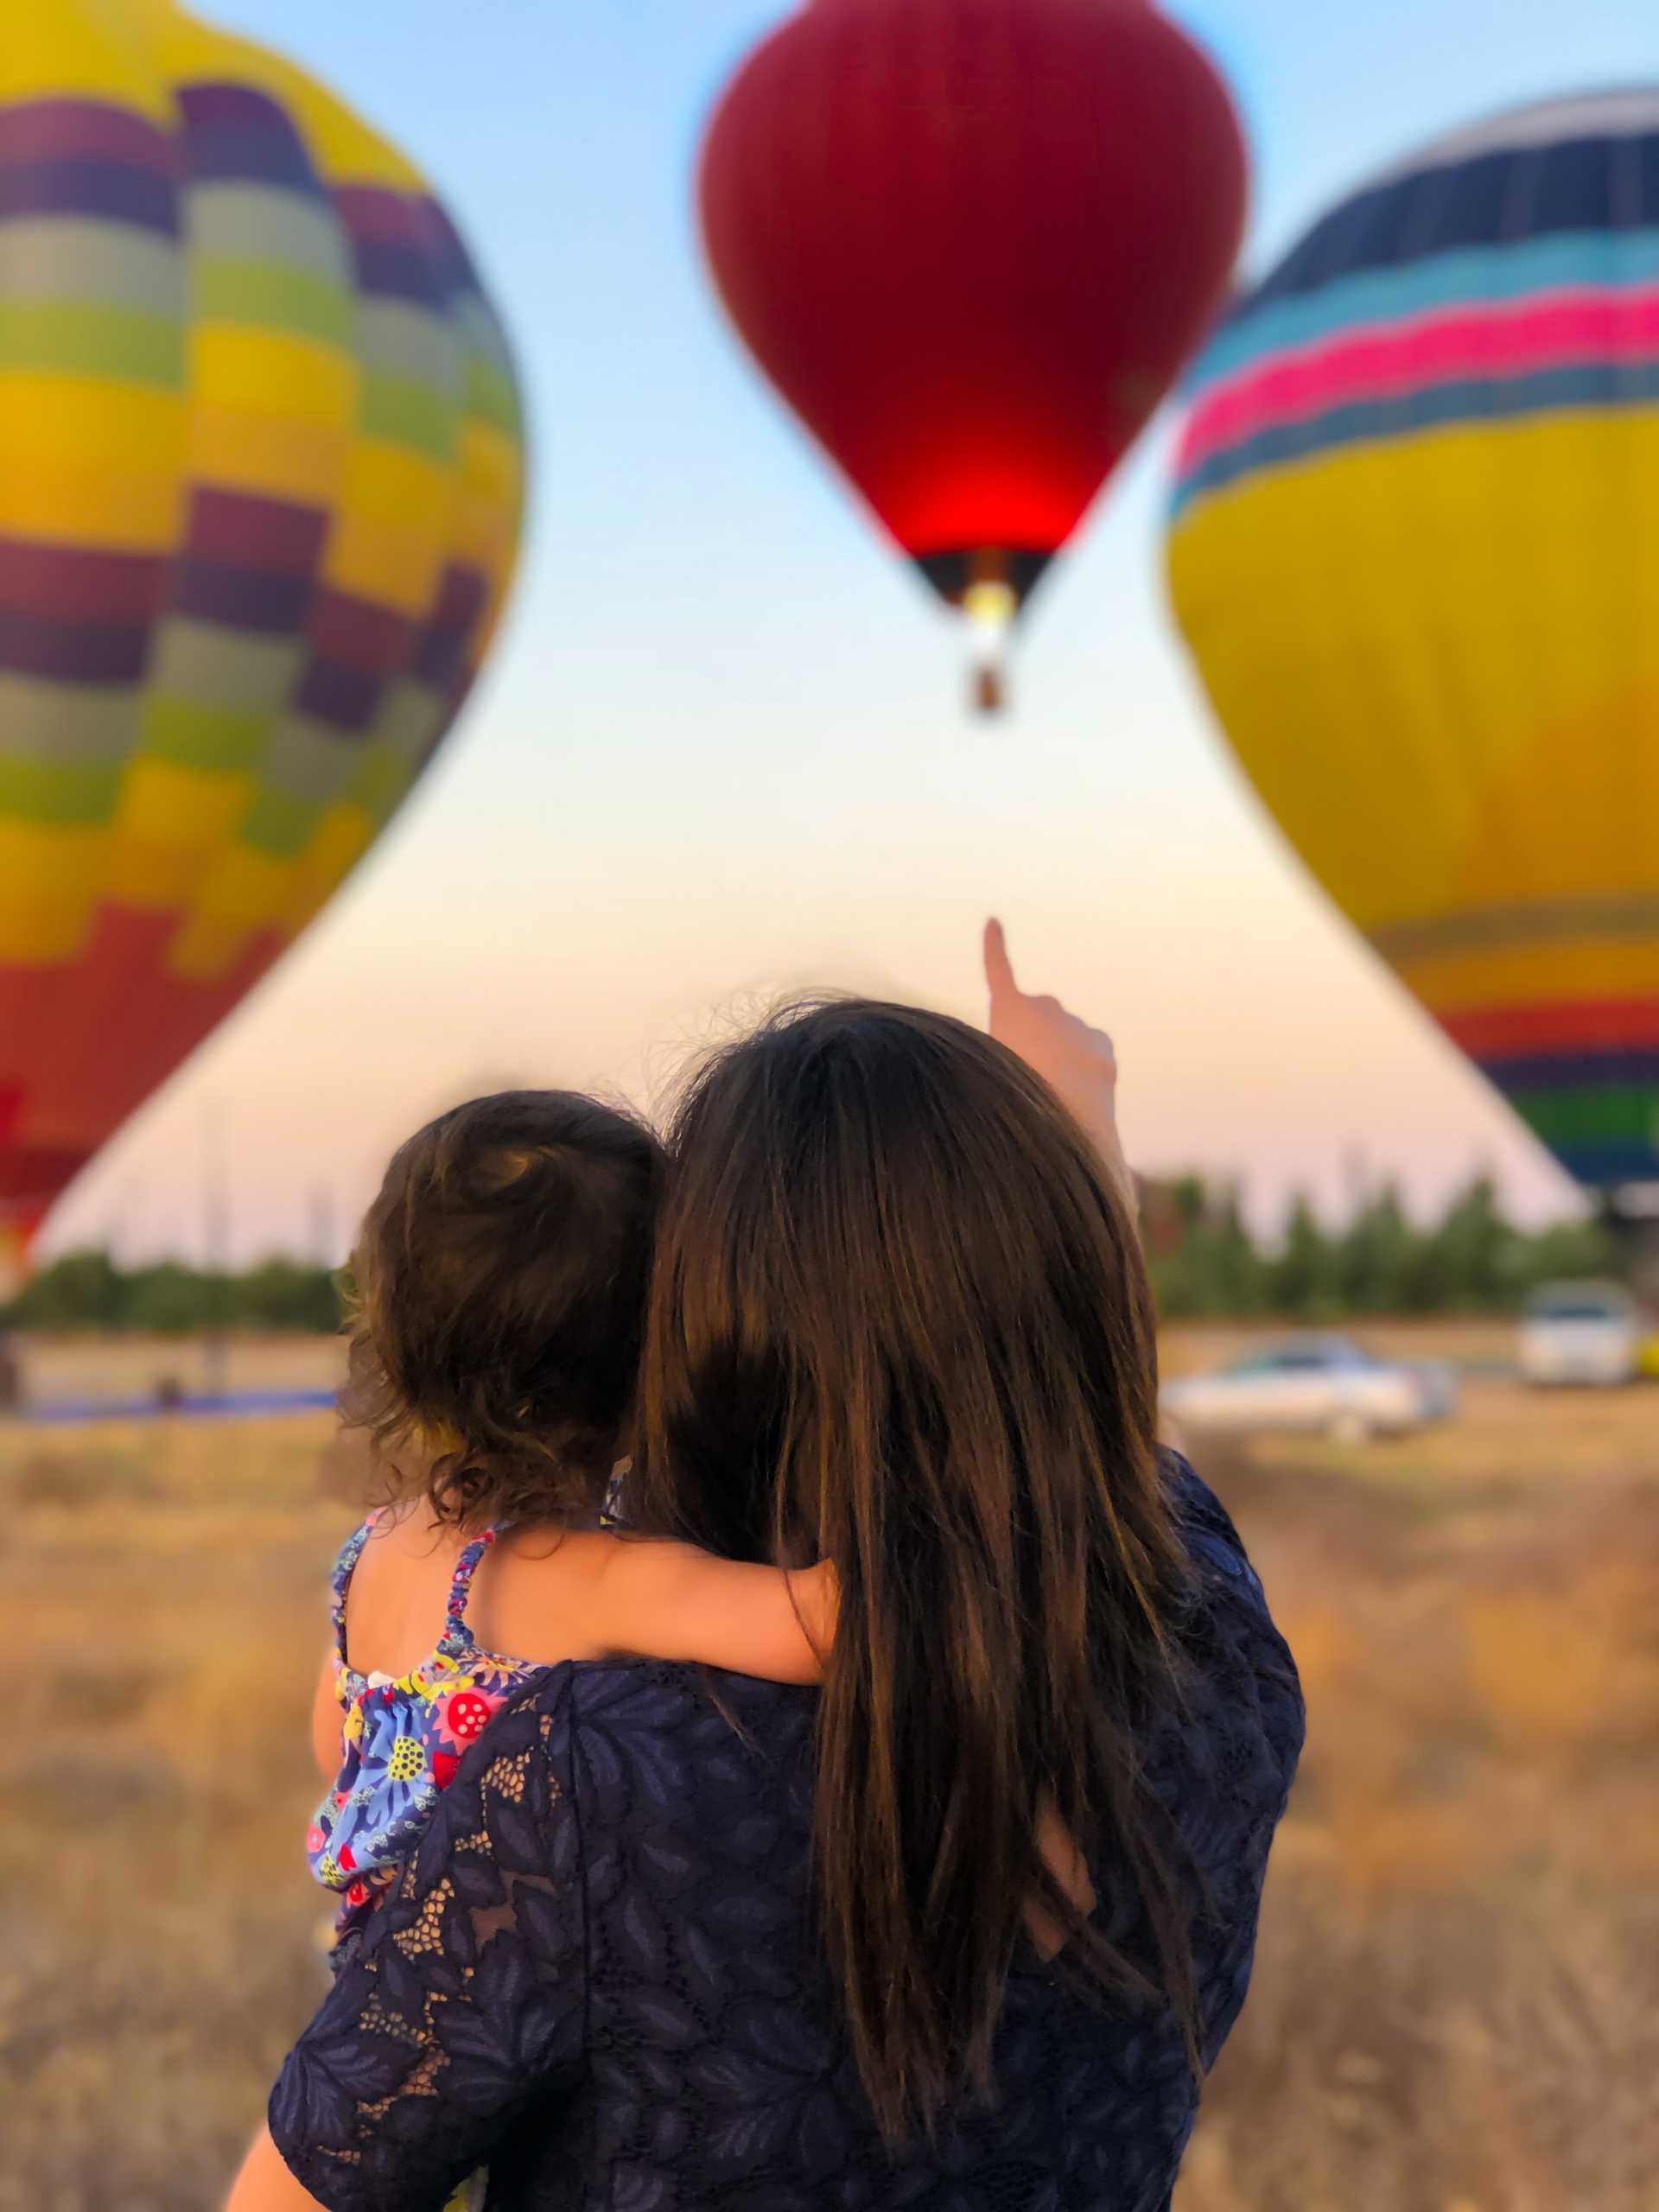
342, 1511, 836, 1688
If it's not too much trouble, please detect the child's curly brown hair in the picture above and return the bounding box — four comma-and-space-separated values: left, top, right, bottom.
340, 1090, 666, 1531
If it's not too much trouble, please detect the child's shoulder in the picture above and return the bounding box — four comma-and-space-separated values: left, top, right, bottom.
460, 1521, 623, 1670
344, 1504, 461, 1599
337, 1507, 481, 1678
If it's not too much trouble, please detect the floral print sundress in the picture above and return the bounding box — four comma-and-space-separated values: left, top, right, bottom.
308, 1516, 545, 2212
307, 1516, 545, 1944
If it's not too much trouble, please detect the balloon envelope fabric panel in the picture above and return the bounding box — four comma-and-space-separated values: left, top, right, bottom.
0, 0, 525, 1274
1167, 89, 1659, 1193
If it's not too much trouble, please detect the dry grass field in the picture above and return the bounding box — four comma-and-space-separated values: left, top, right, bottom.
3, 1329, 1657, 2211
16, 1330, 346, 1406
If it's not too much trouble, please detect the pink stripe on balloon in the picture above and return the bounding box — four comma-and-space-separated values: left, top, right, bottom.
1179, 288, 1659, 473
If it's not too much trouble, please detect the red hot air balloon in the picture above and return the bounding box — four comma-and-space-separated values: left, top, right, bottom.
698, 0, 1246, 710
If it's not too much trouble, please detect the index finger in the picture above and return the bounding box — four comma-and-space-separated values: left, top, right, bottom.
983, 917, 1018, 1005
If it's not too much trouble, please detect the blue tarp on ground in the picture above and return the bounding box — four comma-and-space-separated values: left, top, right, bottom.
22, 1389, 337, 1427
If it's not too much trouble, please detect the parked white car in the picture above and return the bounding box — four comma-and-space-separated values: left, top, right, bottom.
1517, 1281, 1641, 1388
1161, 1333, 1458, 1442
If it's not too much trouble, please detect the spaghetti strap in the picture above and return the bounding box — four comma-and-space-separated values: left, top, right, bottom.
329, 1517, 378, 1666
443, 1525, 502, 1648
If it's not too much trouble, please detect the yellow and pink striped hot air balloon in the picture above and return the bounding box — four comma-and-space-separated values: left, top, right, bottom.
0, 0, 525, 1281
1168, 90, 1659, 1206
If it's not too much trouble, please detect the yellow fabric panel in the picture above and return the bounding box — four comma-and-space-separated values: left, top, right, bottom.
107, 759, 255, 912
0, 3, 173, 118
104, 835, 213, 912
168, 846, 294, 981
169, 796, 381, 980
185, 404, 353, 507
324, 511, 447, 617
0, 456, 181, 551
1166, 407, 1659, 945
189, 843, 292, 930
344, 442, 453, 538
0, 823, 104, 963
452, 422, 527, 574
188, 327, 357, 430
1395, 938, 1659, 1020
0, 379, 184, 548
0, 377, 185, 466
324, 447, 453, 612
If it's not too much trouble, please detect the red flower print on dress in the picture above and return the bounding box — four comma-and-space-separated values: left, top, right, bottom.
439, 1689, 499, 1751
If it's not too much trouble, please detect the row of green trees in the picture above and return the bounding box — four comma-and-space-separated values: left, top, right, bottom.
1, 1250, 342, 1335
1143, 1174, 1621, 1320
0, 1177, 1623, 1334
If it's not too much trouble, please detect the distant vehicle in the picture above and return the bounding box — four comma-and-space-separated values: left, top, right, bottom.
1518, 1281, 1642, 1389
1161, 1333, 1458, 1443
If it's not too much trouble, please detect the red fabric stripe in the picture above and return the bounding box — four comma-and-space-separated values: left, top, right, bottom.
307, 589, 414, 675
13, 909, 290, 1179
187, 487, 329, 575
0, 1198, 50, 1246
1440, 999, 1659, 1057
0, 100, 179, 175
0, 537, 168, 622
0, 967, 67, 1091
0, 1144, 89, 1207
332, 184, 426, 244
1181, 288, 1659, 472
22, 907, 179, 1149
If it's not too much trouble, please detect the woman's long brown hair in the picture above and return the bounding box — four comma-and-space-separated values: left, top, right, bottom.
635, 999, 1197, 2138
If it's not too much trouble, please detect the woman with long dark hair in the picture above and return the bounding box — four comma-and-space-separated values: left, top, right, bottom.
240, 927, 1302, 2211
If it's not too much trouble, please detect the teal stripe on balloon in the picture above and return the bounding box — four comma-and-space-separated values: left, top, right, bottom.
1188, 229, 1659, 395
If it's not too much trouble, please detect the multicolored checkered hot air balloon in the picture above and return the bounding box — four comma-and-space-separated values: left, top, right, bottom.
0, 0, 525, 1283
1167, 89, 1659, 1202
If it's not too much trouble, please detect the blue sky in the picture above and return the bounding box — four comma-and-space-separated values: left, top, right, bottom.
52, 0, 1659, 1262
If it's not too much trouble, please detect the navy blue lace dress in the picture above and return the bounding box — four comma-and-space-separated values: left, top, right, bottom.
270, 1459, 1303, 2212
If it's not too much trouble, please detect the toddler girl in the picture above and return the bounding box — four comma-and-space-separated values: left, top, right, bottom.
306, 1090, 833, 1979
